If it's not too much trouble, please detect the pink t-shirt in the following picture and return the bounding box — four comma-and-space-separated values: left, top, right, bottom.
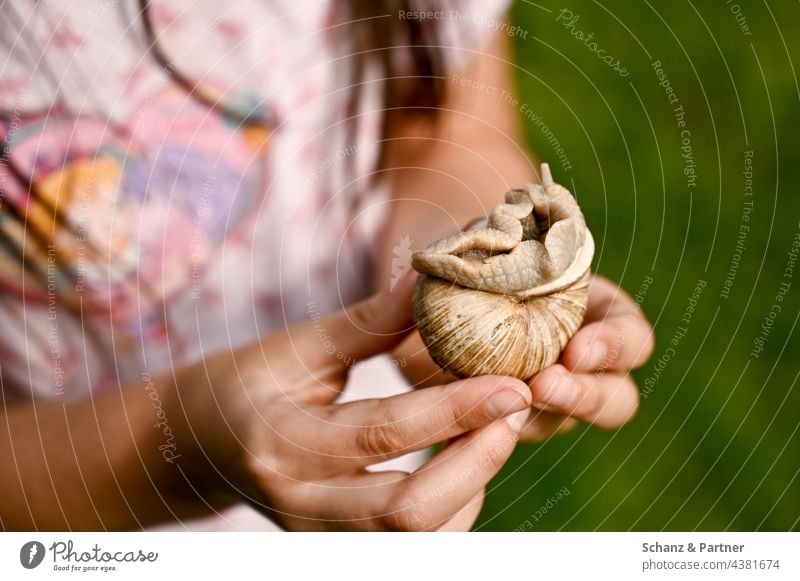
0, 0, 509, 530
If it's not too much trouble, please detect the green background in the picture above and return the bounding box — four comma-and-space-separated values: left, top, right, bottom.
477, 1, 800, 531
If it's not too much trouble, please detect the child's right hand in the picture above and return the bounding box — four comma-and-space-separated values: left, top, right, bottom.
177, 273, 531, 531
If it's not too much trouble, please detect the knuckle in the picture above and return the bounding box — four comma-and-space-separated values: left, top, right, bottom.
349, 297, 381, 331
444, 393, 474, 431
355, 405, 405, 458
356, 424, 402, 458
384, 494, 432, 531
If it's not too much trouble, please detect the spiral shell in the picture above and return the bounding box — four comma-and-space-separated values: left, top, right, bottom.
411, 163, 594, 381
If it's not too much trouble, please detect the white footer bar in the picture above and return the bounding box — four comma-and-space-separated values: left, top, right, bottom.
1, 532, 797, 580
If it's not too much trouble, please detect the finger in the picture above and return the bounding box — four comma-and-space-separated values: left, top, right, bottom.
517, 409, 578, 443
377, 417, 522, 531
529, 364, 639, 429
286, 417, 521, 531
287, 269, 419, 374
562, 316, 655, 373
571, 276, 654, 372
291, 375, 531, 470
584, 274, 642, 321
436, 490, 484, 531
267, 476, 483, 532
272, 470, 410, 531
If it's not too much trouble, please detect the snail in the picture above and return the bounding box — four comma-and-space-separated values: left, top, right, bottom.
411, 163, 595, 381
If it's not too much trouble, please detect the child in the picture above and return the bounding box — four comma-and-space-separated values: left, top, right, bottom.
0, 0, 652, 531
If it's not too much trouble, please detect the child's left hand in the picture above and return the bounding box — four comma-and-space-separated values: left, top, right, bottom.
519, 275, 654, 441
395, 275, 654, 443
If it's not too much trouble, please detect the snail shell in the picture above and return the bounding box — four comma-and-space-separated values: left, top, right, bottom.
411, 163, 594, 381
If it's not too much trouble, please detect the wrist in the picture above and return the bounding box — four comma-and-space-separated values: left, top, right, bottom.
155, 358, 244, 509
170, 351, 275, 512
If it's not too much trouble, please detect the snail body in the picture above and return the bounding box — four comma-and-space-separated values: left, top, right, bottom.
411, 164, 594, 381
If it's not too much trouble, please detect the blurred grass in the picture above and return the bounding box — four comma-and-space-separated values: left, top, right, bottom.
477, 0, 800, 531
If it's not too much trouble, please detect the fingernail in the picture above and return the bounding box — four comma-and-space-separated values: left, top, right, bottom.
536, 372, 579, 408
506, 409, 531, 433
589, 341, 609, 368
485, 389, 530, 419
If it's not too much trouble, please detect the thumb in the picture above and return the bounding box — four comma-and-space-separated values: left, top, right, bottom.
290, 268, 418, 375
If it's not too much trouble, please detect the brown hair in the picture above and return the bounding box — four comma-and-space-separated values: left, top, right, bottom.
342, 0, 448, 169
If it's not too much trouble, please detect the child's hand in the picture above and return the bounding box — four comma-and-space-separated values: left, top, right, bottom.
521, 275, 655, 441
185, 274, 531, 531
